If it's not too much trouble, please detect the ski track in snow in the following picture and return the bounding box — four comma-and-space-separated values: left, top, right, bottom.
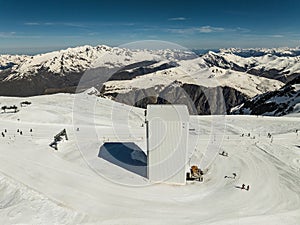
0, 92, 299, 224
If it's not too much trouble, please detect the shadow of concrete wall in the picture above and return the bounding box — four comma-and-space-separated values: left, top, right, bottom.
99, 142, 147, 178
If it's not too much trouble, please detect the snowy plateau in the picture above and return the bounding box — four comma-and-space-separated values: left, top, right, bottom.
0, 46, 299, 224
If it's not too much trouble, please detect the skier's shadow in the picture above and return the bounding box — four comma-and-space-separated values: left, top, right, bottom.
235, 185, 249, 191
235, 185, 243, 189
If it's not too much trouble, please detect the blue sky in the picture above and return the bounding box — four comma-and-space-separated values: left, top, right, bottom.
0, 0, 300, 54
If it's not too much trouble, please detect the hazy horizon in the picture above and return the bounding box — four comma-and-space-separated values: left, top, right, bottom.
1, 44, 300, 55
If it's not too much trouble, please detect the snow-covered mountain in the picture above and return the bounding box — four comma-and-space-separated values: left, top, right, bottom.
1, 45, 195, 80
0, 45, 299, 116
0, 45, 195, 96
231, 76, 300, 116
220, 47, 300, 57
203, 50, 300, 83
0, 54, 30, 71
101, 57, 283, 114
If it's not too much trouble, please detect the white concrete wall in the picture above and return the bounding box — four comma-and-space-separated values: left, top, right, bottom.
146, 105, 189, 185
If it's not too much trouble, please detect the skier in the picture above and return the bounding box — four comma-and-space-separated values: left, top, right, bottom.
232, 173, 237, 179
246, 185, 250, 191
241, 184, 245, 190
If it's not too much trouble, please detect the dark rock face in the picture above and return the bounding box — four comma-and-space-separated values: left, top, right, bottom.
181, 84, 247, 115
247, 69, 300, 83
286, 75, 300, 86
203, 53, 247, 72
0, 70, 84, 96
0, 68, 117, 97
231, 76, 300, 116
0, 62, 16, 70
108, 61, 177, 81
102, 82, 248, 115
0, 66, 120, 97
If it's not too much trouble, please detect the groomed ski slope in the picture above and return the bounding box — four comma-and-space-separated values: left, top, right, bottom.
0, 92, 299, 225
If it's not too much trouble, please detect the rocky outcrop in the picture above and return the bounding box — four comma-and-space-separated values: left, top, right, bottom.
102, 82, 248, 115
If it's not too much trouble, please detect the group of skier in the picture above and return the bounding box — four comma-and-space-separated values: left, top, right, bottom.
220, 148, 251, 192
241, 184, 250, 191
1, 128, 33, 138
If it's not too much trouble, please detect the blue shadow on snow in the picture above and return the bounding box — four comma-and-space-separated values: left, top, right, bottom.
98, 142, 147, 178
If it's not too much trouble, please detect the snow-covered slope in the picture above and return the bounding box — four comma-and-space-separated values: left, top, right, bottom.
0, 54, 30, 71
101, 56, 284, 114
220, 47, 300, 57
231, 77, 300, 116
0, 45, 196, 96
1, 45, 195, 81
102, 63, 283, 95
202, 50, 300, 83
0, 92, 299, 224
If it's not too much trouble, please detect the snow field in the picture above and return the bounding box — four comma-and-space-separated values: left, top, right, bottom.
0, 93, 299, 224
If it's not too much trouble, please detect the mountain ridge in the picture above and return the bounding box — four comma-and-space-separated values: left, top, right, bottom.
0, 45, 299, 116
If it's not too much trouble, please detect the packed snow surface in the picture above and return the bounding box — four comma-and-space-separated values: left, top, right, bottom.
0, 92, 299, 224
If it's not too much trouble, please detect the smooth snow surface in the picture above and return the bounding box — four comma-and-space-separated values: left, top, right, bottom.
0, 92, 299, 224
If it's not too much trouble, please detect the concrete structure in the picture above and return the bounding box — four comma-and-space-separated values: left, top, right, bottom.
146, 104, 189, 185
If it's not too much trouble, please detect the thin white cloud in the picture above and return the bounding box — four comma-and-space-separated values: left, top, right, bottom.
24, 22, 87, 28
61, 22, 88, 28
24, 22, 51, 26
269, 34, 284, 38
166, 26, 226, 34
24, 22, 40, 26
0, 32, 16, 38
196, 26, 225, 33
44, 22, 55, 26
165, 26, 250, 35
166, 28, 195, 34
168, 17, 188, 21
24, 22, 136, 28
241, 34, 285, 39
